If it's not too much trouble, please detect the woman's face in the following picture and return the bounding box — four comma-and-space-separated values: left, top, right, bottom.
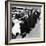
12, 14, 16, 20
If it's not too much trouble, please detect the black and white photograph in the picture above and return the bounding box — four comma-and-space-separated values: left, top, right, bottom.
5, 1, 45, 45
11, 4, 41, 39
